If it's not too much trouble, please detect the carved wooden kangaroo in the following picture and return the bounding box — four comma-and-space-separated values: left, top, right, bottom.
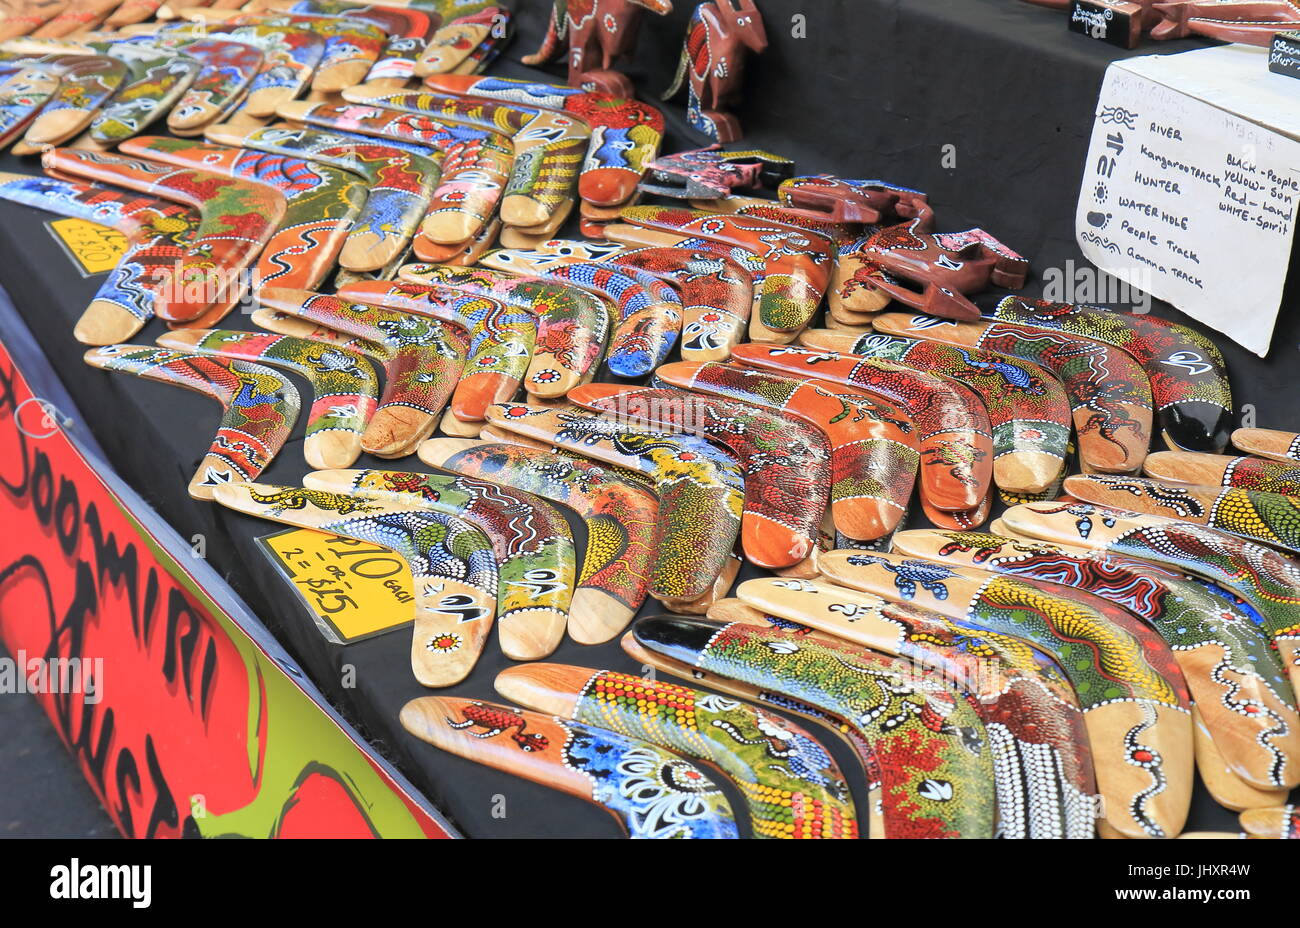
523, 0, 673, 97
664, 0, 767, 142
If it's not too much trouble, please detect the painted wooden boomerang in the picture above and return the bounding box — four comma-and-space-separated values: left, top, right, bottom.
1233, 428, 1300, 465
1, 34, 199, 136
0, 173, 199, 343
336, 87, 583, 232
249, 288, 462, 452
418, 438, 657, 644
415, 3, 509, 74
893, 529, 1300, 792
0, 62, 57, 147
206, 10, 383, 94
875, 312, 1155, 476
815, 548, 1195, 839
303, 468, 575, 661
568, 383, 829, 569
485, 402, 743, 604
44, 147, 286, 322
732, 576, 1099, 838
275, 99, 511, 245
0, 0, 69, 40
1150, 0, 1300, 43
118, 135, 365, 292
261, 0, 436, 92
117, 35, 264, 135
496, 662, 859, 839
157, 328, 378, 469
850, 218, 1029, 321
999, 500, 1300, 699
991, 297, 1233, 454
683, 194, 854, 245
0, 52, 125, 151
1145, 451, 1300, 498
256, 287, 467, 457
156, 21, 323, 119
29, 0, 120, 36
1063, 473, 1300, 556
214, 482, 498, 686
204, 123, 437, 273
800, 328, 1072, 497
1238, 804, 1300, 838
105, 0, 166, 27
777, 174, 931, 225
480, 250, 681, 378
84, 345, 298, 500
617, 629, 888, 830
639, 146, 794, 200
401, 695, 738, 838
397, 262, 607, 397
618, 204, 833, 335
730, 343, 994, 514
249, 305, 387, 356
654, 361, 919, 542
335, 279, 535, 425
423, 73, 664, 210
507, 238, 754, 363
632, 614, 997, 838
1192, 707, 1290, 812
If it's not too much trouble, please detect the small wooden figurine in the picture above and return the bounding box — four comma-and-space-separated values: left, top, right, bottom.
663, 0, 767, 143
523, 0, 673, 98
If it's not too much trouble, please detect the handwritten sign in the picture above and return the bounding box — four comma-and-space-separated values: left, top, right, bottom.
260, 529, 415, 643
1076, 46, 1300, 357
46, 218, 127, 276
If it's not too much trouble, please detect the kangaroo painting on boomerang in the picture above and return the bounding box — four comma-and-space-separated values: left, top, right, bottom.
663, 0, 767, 142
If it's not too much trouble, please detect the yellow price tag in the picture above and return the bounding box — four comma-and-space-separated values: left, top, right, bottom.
46, 218, 128, 276
260, 528, 416, 643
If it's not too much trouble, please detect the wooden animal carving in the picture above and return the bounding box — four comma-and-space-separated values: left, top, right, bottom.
523, 0, 673, 98
664, 0, 767, 143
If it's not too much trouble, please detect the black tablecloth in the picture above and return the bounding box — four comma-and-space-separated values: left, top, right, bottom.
1, 0, 1294, 837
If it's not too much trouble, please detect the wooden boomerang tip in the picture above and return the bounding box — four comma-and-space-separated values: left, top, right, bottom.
493, 664, 585, 718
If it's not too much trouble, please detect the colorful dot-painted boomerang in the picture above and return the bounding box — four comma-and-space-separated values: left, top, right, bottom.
999, 501, 1300, 704
486, 402, 743, 604
991, 297, 1233, 454
401, 695, 738, 838
118, 35, 264, 135
156, 20, 323, 118
892, 528, 1300, 792
730, 343, 993, 514
568, 383, 829, 569
118, 136, 366, 293
413, 3, 508, 76
0, 62, 57, 147
336, 278, 534, 425
338, 86, 585, 232
423, 73, 664, 209
633, 614, 997, 838
43, 147, 286, 323
221, 10, 384, 93
303, 468, 575, 662
0, 52, 126, 150
733, 576, 1098, 838
157, 328, 378, 469
875, 312, 1155, 477
276, 98, 512, 245
654, 360, 919, 542
1145, 451, 1300, 498
1063, 474, 1300, 557
639, 146, 795, 201
204, 123, 438, 273
0, 173, 200, 344
815, 547, 1195, 839
0, 1, 70, 40
618, 204, 833, 336
497, 662, 859, 839
214, 482, 498, 687
84, 345, 299, 500
418, 438, 657, 643
256, 287, 467, 458
799, 328, 1072, 497
397, 262, 608, 397
480, 250, 682, 378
